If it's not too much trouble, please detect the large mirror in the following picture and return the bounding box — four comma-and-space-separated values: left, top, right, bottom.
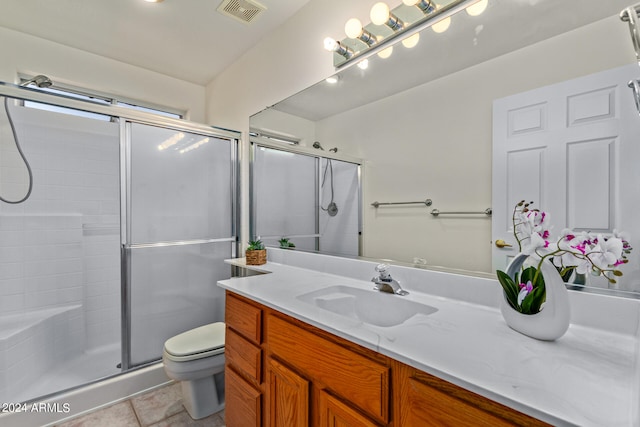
250, 0, 640, 296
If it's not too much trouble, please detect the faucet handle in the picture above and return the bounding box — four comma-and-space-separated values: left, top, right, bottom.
375, 264, 392, 281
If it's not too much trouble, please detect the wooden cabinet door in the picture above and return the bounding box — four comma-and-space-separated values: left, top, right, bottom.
225, 366, 262, 427
318, 390, 382, 427
396, 363, 547, 427
267, 357, 309, 427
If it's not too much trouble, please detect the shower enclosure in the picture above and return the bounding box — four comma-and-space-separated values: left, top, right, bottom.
0, 83, 238, 404
250, 142, 360, 256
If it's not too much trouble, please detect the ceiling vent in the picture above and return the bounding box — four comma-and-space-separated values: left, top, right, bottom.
217, 0, 266, 25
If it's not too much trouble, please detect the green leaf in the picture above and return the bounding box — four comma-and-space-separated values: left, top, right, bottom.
496, 270, 520, 311
528, 284, 546, 314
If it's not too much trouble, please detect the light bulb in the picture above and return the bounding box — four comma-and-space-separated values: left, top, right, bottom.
377, 45, 393, 59
370, 2, 390, 26
431, 16, 451, 33
345, 18, 363, 39
323, 37, 338, 52
402, 0, 419, 5
357, 59, 369, 70
325, 76, 338, 84
401, 33, 420, 48
466, 0, 488, 16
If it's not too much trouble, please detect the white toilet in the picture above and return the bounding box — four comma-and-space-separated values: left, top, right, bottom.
162, 322, 226, 419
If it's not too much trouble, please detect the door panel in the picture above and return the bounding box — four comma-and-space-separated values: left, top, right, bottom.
126, 122, 236, 367
129, 124, 233, 243
129, 241, 229, 366
492, 64, 640, 292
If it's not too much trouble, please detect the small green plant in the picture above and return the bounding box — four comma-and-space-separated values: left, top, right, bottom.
497, 265, 546, 314
278, 237, 295, 249
247, 239, 265, 251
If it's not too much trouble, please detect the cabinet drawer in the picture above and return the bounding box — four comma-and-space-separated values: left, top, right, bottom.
226, 292, 262, 344
226, 366, 262, 427
266, 314, 390, 423
226, 327, 261, 383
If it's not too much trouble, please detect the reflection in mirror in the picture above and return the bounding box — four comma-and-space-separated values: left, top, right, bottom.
250, 141, 361, 257
0, 96, 33, 203
250, 0, 640, 297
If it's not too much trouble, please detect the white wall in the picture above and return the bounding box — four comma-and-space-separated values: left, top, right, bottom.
208, 9, 636, 272
0, 27, 206, 122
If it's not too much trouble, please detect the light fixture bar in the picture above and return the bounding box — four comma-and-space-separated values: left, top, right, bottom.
415, 0, 436, 14
358, 29, 377, 46
333, 0, 484, 68
384, 13, 404, 31
324, 37, 355, 59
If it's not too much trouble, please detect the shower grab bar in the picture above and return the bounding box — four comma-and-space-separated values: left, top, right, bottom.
430, 208, 492, 217
259, 234, 321, 239
371, 198, 432, 208
126, 237, 236, 249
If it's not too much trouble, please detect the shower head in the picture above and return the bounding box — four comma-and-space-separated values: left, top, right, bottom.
20, 75, 53, 88
313, 141, 338, 152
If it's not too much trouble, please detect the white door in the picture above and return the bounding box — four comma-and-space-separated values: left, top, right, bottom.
492, 64, 640, 292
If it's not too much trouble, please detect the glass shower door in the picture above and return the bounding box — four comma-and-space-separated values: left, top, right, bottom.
125, 122, 235, 367
252, 145, 319, 250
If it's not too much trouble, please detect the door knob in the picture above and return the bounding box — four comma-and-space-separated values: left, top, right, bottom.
495, 239, 512, 248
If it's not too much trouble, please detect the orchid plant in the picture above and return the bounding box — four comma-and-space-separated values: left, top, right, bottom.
496, 200, 632, 314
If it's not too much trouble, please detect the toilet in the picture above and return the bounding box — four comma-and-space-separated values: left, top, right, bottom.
162, 322, 226, 419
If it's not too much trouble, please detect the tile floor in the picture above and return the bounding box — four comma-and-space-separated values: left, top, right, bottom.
54, 382, 225, 427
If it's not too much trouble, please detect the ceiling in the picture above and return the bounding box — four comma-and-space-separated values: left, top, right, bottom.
0, 0, 311, 86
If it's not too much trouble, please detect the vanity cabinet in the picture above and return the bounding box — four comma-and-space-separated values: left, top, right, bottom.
224, 291, 549, 427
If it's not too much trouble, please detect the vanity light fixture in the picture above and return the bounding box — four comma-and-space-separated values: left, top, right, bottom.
403, 0, 435, 14
431, 15, 451, 33
377, 45, 394, 59
370, 2, 404, 31
344, 18, 377, 46
401, 32, 420, 48
465, 0, 488, 16
323, 37, 354, 59
326, 0, 488, 68
357, 59, 369, 70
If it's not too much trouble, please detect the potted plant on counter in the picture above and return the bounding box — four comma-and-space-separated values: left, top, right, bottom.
246, 239, 266, 265
278, 237, 295, 249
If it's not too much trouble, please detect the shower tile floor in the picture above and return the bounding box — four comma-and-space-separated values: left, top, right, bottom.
54, 382, 225, 427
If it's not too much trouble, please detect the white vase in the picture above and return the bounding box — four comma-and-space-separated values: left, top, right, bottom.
500, 253, 571, 341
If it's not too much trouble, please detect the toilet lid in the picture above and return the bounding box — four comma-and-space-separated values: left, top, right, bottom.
164, 322, 225, 358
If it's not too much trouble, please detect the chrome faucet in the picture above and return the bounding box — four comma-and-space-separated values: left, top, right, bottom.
371, 264, 408, 296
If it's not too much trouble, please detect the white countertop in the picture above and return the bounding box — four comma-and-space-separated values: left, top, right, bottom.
219, 257, 640, 427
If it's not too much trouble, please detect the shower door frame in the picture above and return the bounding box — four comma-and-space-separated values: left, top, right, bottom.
0, 82, 241, 376
120, 120, 239, 370
249, 137, 363, 255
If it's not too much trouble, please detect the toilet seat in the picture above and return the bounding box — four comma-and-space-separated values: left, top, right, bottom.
164, 322, 225, 362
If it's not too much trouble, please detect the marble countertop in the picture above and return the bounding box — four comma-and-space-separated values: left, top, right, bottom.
218, 258, 640, 427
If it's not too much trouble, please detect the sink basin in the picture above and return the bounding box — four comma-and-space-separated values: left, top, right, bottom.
297, 285, 438, 327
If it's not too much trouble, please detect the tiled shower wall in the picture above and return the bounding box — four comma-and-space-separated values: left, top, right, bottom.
0, 103, 121, 349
